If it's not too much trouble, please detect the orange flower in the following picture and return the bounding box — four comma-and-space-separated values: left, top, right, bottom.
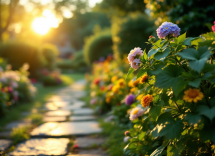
139, 75, 148, 84
132, 78, 140, 87
183, 88, 204, 103
117, 78, 125, 87
112, 85, 120, 93
141, 94, 153, 108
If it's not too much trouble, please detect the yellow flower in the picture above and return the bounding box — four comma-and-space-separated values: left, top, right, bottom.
137, 94, 144, 101
128, 80, 133, 87
132, 78, 140, 87
130, 87, 138, 93
117, 78, 125, 87
106, 97, 111, 103
183, 88, 204, 103
90, 91, 96, 97
112, 85, 120, 93
139, 75, 148, 84
111, 76, 118, 83
141, 94, 153, 108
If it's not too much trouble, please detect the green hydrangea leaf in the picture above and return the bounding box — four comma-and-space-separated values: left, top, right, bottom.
202, 32, 215, 40
154, 47, 170, 61
126, 67, 135, 80
167, 141, 184, 156
157, 112, 174, 124
137, 68, 147, 79
148, 48, 160, 57
177, 46, 212, 73
199, 127, 215, 143
149, 105, 162, 121
158, 119, 184, 140
155, 65, 187, 96
197, 105, 215, 121
183, 37, 196, 46
185, 112, 202, 125
188, 78, 201, 88
175, 32, 186, 44
138, 131, 146, 140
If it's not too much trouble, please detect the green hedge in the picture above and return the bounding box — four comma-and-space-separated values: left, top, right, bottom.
112, 13, 155, 60
0, 41, 59, 77
83, 30, 113, 64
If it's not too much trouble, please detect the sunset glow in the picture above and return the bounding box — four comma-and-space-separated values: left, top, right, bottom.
32, 10, 59, 35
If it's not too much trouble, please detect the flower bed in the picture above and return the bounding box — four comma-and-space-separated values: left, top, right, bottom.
87, 21, 215, 155
0, 60, 36, 116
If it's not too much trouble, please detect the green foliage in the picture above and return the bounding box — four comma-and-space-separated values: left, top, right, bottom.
145, 0, 215, 37
58, 12, 110, 50
41, 43, 59, 70
10, 126, 30, 144
84, 29, 113, 65
57, 50, 88, 71
0, 41, 43, 77
125, 32, 215, 155
112, 13, 155, 60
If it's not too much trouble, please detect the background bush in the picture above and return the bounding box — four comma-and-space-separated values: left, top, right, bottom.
144, 0, 215, 37
57, 50, 88, 71
84, 29, 113, 65
0, 41, 43, 77
41, 43, 59, 70
112, 13, 155, 60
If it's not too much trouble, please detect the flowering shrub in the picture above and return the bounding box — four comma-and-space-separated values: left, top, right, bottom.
0, 61, 36, 116
39, 69, 62, 86
124, 22, 215, 155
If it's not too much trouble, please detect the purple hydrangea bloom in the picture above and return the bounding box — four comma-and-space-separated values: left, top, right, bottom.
156, 22, 181, 39
125, 94, 135, 105
127, 47, 143, 70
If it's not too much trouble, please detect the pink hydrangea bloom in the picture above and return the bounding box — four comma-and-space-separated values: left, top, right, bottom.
129, 107, 144, 121
127, 47, 143, 70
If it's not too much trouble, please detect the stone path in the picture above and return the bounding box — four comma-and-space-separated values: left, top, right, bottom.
1, 80, 107, 156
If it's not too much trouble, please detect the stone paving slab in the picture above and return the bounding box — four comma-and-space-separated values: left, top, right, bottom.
72, 108, 94, 115
30, 122, 102, 137
0, 131, 11, 138
43, 116, 67, 122
60, 102, 85, 110
8, 138, 69, 156
44, 110, 71, 117
0, 139, 12, 151
70, 116, 96, 121
74, 137, 105, 148
4, 119, 31, 130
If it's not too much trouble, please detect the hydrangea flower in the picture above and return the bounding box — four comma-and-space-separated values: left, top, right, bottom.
127, 47, 143, 70
124, 136, 130, 143
129, 107, 144, 121
156, 22, 181, 39
125, 94, 135, 105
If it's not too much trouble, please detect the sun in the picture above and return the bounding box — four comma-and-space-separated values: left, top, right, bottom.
32, 10, 59, 35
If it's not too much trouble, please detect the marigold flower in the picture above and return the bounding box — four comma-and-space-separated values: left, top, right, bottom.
93, 78, 100, 85
130, 87, 138, 93
112, 85, 120, 93
183, 88, 204, 103
139, 75, 148, 84
106, 97, 111, 103
141, 94, 153, 108
117, 78, 125, 87
137, 94, 144, 101
132, 78, 140, 87
129, 107, 144, 121
128, 80, 133, 87
111, 76, 118, 83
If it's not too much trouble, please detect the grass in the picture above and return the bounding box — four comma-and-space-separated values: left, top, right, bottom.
100, 120, 127, 156
10, 126, 30, 144
0, 73, 84, 127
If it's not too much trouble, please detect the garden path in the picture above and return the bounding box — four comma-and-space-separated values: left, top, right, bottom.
1, 80, 108, 156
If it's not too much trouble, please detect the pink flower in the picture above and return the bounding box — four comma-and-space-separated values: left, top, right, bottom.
127, 47, 143, 70
11, 82, 18, 88
7, 87, 13, 93
74, 144, 79, 148
124, 136, 130, 143
129, 107, 144, 121
212, 21, 215, 32
90, 98, 97, 105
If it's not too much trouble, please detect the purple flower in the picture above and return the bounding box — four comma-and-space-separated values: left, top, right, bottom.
156, 22, 180, 39
125, 94, 135, 105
